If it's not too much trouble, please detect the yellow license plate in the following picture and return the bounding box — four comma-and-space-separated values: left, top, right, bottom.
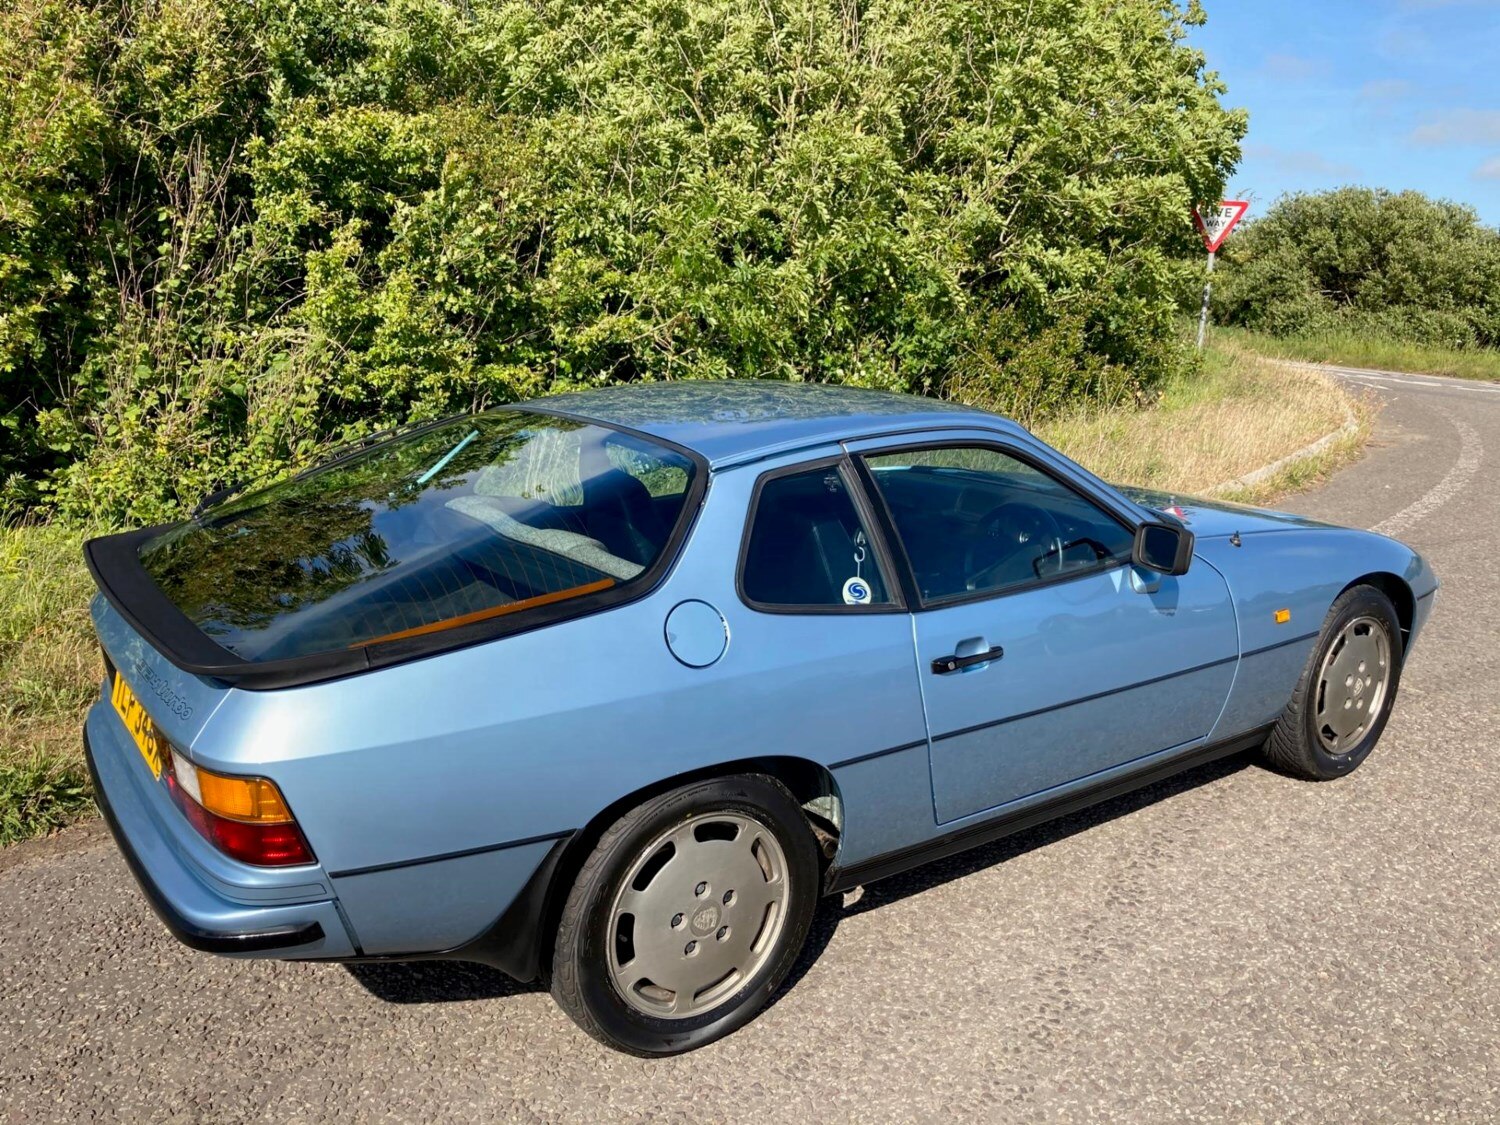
110, 672, 169, 779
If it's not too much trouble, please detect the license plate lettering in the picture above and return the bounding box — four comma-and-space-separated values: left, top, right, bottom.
110, 672, 167, 779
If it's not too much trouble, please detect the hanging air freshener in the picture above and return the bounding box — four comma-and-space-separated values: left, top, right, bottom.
842, 532, 873, 605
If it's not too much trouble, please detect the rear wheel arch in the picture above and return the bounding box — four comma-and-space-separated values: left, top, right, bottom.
532, 756, 841, 982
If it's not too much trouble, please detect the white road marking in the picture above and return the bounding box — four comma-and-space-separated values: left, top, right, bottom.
1328, 369, 1500, 396
1272, 358, 1500, 396
1371, 413, 1484, 539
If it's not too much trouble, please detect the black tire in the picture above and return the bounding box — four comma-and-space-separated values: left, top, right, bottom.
550, 774, 819, 1056
1264, 584, 1404, 780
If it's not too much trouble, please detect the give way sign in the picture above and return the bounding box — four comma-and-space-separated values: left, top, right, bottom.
1193, 200, 1249, 253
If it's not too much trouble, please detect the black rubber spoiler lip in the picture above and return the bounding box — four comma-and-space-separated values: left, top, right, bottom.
83, 525, 370, 690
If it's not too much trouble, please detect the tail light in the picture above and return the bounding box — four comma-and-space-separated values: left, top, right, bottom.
165, 751, 314, 867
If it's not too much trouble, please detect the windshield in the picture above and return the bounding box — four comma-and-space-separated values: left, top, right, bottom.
138, 411, 698, 662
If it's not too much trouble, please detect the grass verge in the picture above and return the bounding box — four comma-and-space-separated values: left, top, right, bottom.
0, 349, 1366, 847
1214, 326, 1500, 383
1, 522, 100, 845
1040, 342, 1370, 505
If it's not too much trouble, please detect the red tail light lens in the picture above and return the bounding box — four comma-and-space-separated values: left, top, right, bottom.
164, 756, 315, 867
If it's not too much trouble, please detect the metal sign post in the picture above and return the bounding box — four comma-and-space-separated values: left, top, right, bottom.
1196, 249, 1216, 350
1192, 200, 1249, 349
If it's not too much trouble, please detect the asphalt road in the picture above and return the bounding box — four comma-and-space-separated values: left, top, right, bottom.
3, 364, 1497, 1122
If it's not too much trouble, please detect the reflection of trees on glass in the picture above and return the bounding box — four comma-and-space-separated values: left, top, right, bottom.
542, 381, 972, 429
605, 443, 689, 497
135, 410, 695, 661
870, 446, 1046, 478
146, 498, 394, 635
144, 413, 572, 638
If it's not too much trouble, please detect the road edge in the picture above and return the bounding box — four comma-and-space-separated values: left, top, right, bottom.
0, 814, 111, 872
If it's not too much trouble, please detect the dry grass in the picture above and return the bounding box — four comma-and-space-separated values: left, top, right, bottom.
1215, 326, 1500, 384
1040, 345, 1369, 504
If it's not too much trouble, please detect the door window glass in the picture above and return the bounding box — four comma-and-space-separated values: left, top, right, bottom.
741, 465, 891, 608
864, 446, 1132, 601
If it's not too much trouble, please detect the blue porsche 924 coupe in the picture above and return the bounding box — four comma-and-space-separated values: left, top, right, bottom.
84, 382, 1435, 1055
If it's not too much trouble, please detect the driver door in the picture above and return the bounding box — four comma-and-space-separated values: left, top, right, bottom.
846, 434, 1238, 825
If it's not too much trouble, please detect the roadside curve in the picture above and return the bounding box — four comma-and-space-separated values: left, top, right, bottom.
1, 363, 1497, 1122
1209, 361, 1360, 495
1279, 361, 1497, 534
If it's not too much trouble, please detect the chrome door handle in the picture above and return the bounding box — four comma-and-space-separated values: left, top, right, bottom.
931, 646, 1004, 675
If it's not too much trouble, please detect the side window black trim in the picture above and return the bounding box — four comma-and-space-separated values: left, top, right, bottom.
853, 438, 1137, 612
735, 455, 907, 616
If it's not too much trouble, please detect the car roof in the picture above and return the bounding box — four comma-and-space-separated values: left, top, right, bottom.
529, 380, 1021, 468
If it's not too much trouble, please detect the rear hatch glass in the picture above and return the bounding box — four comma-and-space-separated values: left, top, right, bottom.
137, 411, 698, 663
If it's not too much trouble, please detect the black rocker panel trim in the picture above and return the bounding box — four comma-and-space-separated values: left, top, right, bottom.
825, 725, 1274, 894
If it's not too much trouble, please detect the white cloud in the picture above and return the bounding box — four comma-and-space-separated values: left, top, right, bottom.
1243, 143, 1360, 180
1411, 108, 1500, 145
1475, 156, 1500, 181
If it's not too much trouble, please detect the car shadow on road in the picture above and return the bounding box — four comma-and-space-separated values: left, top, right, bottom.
837, 751, 1256, 918
345, 752, 1255, 1010
345, 957, 542, 1004
762, 750, 1256, 1014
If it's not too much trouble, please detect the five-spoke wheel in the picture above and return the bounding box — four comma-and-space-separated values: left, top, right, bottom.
1266, 584, 1404, 780
550, 775, 818, 1056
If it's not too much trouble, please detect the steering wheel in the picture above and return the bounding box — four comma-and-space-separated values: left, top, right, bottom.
963, 502, 1066, 591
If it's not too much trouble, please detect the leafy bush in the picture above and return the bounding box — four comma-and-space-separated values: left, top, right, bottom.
1216, 187, 1500, 349
2, 0, 1243, 523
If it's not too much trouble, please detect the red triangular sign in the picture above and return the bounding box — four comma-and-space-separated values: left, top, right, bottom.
1193, 200, 1250, 253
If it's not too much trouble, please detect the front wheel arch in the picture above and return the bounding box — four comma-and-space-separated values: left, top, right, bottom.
1342, 571, 1414, 650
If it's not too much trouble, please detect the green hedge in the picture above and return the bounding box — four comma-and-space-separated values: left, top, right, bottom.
1, 0, 1243, 523
1215, 187, 1500, 349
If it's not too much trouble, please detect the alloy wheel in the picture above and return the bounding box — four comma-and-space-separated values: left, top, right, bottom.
607, 812, 791, 1019
1315, 614, 1392, 754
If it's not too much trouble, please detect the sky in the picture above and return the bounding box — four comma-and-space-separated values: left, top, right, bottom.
1190, 0, 1500, 226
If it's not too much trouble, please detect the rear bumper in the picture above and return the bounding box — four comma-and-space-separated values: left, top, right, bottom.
84, 707, 357, 959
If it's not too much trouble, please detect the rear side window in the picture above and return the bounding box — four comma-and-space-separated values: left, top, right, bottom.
139, 412, 698, 661
741, 465, 891, 609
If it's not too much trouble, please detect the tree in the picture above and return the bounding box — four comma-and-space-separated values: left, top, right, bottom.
1215, 187, 1500, 348
1, 0, 1244, 522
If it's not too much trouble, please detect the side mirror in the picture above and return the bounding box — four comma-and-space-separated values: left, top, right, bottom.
1132, 521, 1194, 576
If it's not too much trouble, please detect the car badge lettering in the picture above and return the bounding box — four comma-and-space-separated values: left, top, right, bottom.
134, 660, 193, 722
